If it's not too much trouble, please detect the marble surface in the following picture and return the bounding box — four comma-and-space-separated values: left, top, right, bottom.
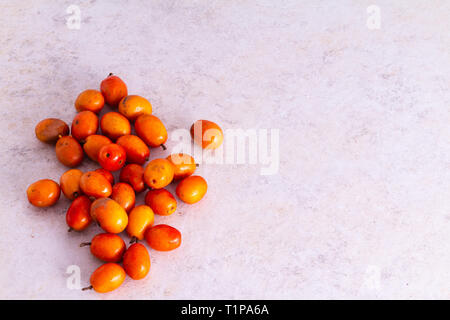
0, 1, 449, 299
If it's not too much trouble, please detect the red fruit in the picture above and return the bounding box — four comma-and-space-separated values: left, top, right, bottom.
98, 143, 126, 171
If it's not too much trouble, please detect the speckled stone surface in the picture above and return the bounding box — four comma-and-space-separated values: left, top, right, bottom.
0, 1, 449, 299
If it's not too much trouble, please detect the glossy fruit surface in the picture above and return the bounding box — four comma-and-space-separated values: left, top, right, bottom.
100, 112, 131, 141
75, 89, 105, 113
111, 182, 135, 213
89, 263, 125, 293
83, 135, 112, 162
79, 171, 112, 198
90, 198, 128, 234
98, 143, 126, 171
145, 189, 177, 216
66, 195, 92, 231
123, 243, 150, 280
100, 74, 128, 107
190, 120, 223, 149
116, 135, 150, 165
143, 159, 174, 189
89, 233, 126, 262
94, 168, 114, 185
126, 205, 154, 240
166, 153, 196, 180
135, 114, 167, 148
119, 164, 146, 193
71, 111, 99, 142
55, 136, 84, 167
27, 179, 61, 207
118, 95, 152, 122
145, 224, 181, 251
60, 168, 83, 200
35, 118, 69, 144
176, 175, 207, 204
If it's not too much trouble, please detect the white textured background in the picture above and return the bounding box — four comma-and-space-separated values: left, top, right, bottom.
0, 0, 449, 299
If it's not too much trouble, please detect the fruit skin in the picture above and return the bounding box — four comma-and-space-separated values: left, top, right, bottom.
100, 112, 131, 141
71, 111, 99, 142
145, 189, 177, 216
111, 182, 135, 213
79, 171, 112, 198
90, 198, 128, 234
145, 224, 181, 251
126, 205, 154, 240
123, 243, 150, 280
118, 95, 152, 122
35, 118, 69, 144
83, 135, 112, 162
143, 159, 175, 189
119, 164, 146, 193
27, 179, 61, 207
55, 136, 84, 167
89, 233, 126, 262
98, 143, 126, 171
176, 175, 207, 204
94, 168, 114, 185
166, 153, 196, 180
66, 195, 92, 231
90, 263, 126, 293
60, 169, 83, 200
116, 135, 150, 165
135, 114, 167, 148
190, 120, 223, 149
100, 74, 128, 107
75, 89, 105, 113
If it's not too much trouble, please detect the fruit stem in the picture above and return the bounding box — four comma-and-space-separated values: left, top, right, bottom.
161, 144, 167, 150
82, 285, 93, 291
129, 236, 138, 244
108, 73, 113, 76
79, 242, 91, 247
196, 163, 199, 167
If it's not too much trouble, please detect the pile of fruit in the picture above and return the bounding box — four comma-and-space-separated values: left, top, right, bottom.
26, 74, 224, 293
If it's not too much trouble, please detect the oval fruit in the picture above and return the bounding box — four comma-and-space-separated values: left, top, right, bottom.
111, 182, 135, 213
118, 95, 152, 122
98, 143, 126, 171
83, 135, 112, 162
190, 120, 223, 149
143, 159, 174, 189
145, 189, 177, 216
35, 118, 69, 144
89, 263, 126, 293
145, 224, 181, 251
119, 164, 146, 193
123, 243, 150, 280
60, 168, 83, 200
100, 112, 131, 141
86, 233, 126, 262
166, 153, 196, 180
66, 195, 92, 231
75, 89, 105, 113
27, 179, 61, 207
176, 175, 207, 204
126, 205, 154, 241
79, 171, 112, 198
71, 111, 99, 142
90, 198, 128, 234
55, 136, 84, 167
100, 74, 128, 107
116, 135, 150, 165
135, 114, 167, 148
